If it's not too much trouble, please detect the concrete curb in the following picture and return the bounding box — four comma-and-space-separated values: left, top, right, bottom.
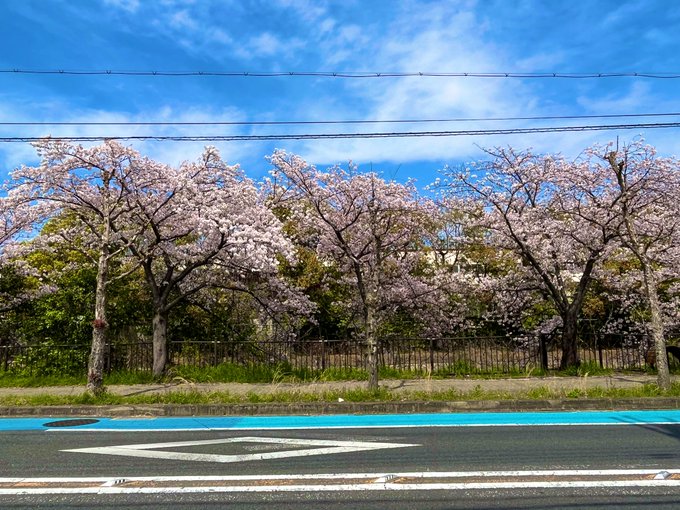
2, 397, 680, 417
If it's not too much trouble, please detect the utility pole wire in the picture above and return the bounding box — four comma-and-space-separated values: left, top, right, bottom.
2, 69, 680, 79
1, 121, 679, 143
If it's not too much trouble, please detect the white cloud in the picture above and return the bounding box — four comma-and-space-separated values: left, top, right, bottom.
0, 102, 258, 177
208, 27, 233, 45
5, 0, 677, 183
271, 1, 680, 169
233, 32, 304, 60
601, 0, 647, 28
290, 4, 537, 165
168, 9, 198, 30
577, 82, 652, 113
318, 17, 336, 34
251, 33, 281, 57
102, 0, 140, 13
270, 0, 328, 24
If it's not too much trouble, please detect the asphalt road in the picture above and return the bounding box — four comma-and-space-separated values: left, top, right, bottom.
3, 414, 680, 508
4, 424, 680, 475
5, 489, 680, 510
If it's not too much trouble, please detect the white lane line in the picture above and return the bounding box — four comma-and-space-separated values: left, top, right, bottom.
3, 480, 680, 495
6, 468, 680, 483
4, 468, 680, 483
47, 421, 680, 432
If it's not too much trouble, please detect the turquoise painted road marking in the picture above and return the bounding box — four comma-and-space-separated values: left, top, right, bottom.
2, 410, 680, 432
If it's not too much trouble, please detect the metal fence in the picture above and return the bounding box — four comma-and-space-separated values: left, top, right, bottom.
0, 334, 653, 377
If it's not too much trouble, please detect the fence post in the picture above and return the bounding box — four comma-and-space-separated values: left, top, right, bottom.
429, 338, 435, 374
321, 338, 326, 371
597, 337, 604, 368
539, 335, 549, 371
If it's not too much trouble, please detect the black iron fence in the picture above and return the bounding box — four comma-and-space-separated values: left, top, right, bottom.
0, 334, 654, 377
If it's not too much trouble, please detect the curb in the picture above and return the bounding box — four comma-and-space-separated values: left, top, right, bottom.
2, 398, 680, 417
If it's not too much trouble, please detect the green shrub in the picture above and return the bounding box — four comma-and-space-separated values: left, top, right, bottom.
9, 341, 88, 377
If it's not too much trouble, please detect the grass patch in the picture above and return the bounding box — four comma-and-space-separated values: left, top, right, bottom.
0, 358, 634, 388
378, 366, 428, 379
558, 361, 613, 377
0, 361, 556, 387
242, 387, 393, 404
526, 387, 557, 399
0, 373, 86, 388
429, 362, 547, 379
407, 386, 516, 401
3, 381, 680, 408
168, 363, 284, 384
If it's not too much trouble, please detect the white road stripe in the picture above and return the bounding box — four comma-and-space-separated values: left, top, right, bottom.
3, 468, 680, 483
47, 421, 680, 432
3, 468, 680, 495
64, 445, 390, 463
62, 436, 418, 463
2, 480, 680, 495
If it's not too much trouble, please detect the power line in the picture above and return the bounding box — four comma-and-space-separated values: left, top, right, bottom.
3, 112, 680, 127
2, 121, 679, 143
2, 69, 680, 79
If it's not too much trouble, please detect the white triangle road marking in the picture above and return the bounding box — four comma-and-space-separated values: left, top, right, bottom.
62, 436, 419, 463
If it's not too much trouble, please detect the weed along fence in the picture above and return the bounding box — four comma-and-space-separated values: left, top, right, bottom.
0, 334, 653, 378
378, 335, 650, 375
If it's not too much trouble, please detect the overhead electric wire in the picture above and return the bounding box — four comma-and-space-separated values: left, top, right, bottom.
2, 121, 680, 143
1, 69, 680, 79
3, 111, 680, 127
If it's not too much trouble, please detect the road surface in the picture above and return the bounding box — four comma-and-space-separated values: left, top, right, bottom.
2, 411, 680, 508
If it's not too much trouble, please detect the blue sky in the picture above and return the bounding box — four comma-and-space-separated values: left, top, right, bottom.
0, 0, 679, 186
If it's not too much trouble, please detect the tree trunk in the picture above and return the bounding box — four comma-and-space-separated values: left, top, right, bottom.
87, 247, 108, 395
364, 282, 380, 391
152, 307, 169, 379
365, 307, 379, 392
559, 308, 581, 370
641, 265, 670, 389
607, 152, 670, 389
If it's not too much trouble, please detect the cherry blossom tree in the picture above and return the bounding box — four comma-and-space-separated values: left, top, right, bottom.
444, 147, 622, 369
0, 198, 31, 247
7, 140, 142, 394
7, 141, 311, 383
602, 142, 680, 389
117, 146, 310, 378
0, 193, 44, 313
267, 151, 458, 390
